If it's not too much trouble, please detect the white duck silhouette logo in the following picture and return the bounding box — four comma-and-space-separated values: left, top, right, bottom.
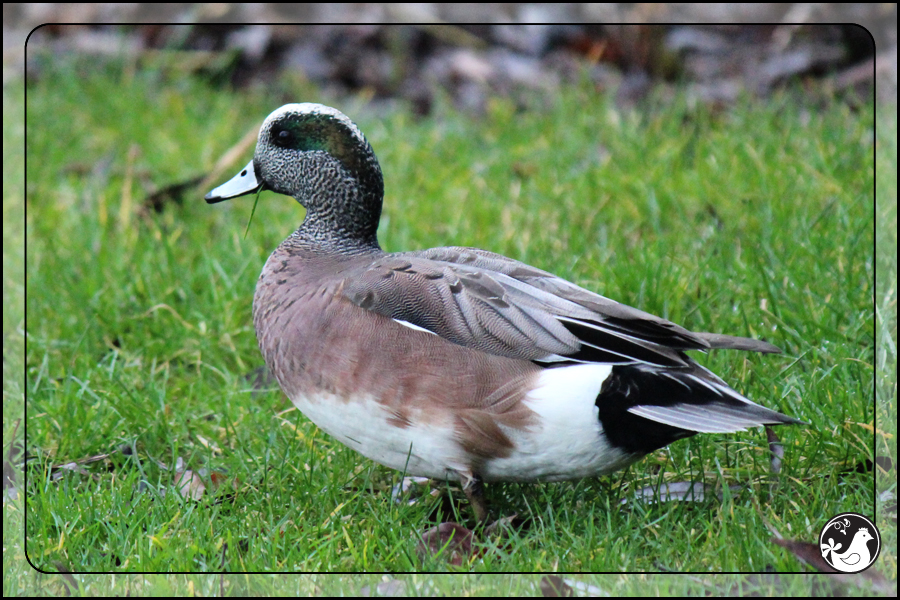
821, 527, 874, 571
820, 517, 877, 573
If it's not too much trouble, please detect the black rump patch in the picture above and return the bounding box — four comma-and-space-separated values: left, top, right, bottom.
595, 365, 701, 455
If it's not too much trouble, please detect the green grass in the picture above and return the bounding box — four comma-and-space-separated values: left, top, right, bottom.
9, 52, 892, 593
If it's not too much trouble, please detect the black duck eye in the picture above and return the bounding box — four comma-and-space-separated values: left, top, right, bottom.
273, 128, 293, 147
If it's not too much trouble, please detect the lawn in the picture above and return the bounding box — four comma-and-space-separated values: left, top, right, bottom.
7, 52, 892, 593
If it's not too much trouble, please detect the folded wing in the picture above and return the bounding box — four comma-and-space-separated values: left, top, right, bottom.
342, 246, 780, 368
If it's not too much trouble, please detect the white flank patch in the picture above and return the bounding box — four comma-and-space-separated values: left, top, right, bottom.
288, 391, 467, 481
392, 319, 437, 335
481, 363, 638, 482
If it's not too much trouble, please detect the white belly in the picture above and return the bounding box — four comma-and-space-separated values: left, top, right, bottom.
285, 363, 638, 484
289, 391, 470, 481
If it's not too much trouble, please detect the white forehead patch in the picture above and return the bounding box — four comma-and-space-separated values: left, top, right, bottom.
262, 103, 366, 145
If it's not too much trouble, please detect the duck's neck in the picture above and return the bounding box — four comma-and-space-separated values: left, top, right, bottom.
288, 223, 382, 256
282, 139, 386, 256
287, 187, 384, 256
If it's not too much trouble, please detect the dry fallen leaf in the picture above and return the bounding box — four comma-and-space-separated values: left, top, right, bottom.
772, 536, 896, 595
174, 469, 206, 501
416, 522, 476, 566
540, 575, 574, 597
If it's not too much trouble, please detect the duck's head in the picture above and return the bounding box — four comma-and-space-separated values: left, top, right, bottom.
206, 103, 384, 249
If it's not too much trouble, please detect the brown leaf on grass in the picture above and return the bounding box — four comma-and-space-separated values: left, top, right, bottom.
173, 468, 238, 501
208, 470, 240, 493
771, 538, 838, 572
772, 537, 896, 595
168, 454, 237, 501
483, 513, 525, 538
174, 469, 206, 500
416, 522, 476, 566
540, 575, 574, 597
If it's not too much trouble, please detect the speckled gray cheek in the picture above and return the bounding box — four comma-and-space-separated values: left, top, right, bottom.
262, 148, 384, 254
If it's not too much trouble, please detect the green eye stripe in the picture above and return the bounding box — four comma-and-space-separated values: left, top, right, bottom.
271, 113, 369, 175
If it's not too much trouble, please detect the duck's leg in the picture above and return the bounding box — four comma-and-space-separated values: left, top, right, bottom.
462, 473, 489, 524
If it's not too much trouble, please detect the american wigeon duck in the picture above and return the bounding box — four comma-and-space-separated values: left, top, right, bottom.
206, 103, 801, 522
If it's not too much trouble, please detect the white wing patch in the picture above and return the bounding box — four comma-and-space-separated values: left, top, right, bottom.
392, 319, 438, 335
